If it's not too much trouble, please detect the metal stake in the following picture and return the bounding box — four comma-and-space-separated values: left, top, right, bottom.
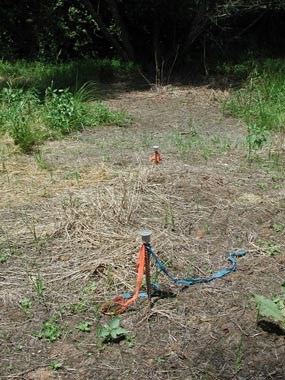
139, 230, 152, 309
153, 145, 160, 164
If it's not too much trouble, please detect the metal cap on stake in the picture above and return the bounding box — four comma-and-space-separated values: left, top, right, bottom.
139, 230, 152, 244
150, 145, 161, 164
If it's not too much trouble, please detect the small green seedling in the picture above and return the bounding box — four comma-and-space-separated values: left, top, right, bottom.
7, 362, 13, 371
0, 253, 8, 263
50, 360, 62, 370
64, 170, 81, 186
126, 333, 136, 348
235, 337, 243, 372
69, 298, 88, 314
20, 297, 32, 309
35, 316, 61, 342
98, 317, 128, 342
273, 223, 283, 233
31, 272, 46, 298
257, 239, 281, 256
76, 322, 91, 332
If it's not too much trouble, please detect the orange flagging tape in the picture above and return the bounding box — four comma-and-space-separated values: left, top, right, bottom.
150, 151, 162, 164
101, 244, 146, 315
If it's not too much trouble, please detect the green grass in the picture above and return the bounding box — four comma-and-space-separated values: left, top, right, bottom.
0, 58, 136, 94
166, 128, 232, 161
224, 58, 285, 158
0, 59, 131, 152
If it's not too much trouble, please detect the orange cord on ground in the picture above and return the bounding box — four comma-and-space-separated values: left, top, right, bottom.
101, 244, 146, 315
150, 151, 162, 164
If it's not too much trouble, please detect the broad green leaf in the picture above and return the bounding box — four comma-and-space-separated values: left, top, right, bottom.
279, 300, 285, 317
98, 327, 109, 337
109, 317, 120, 329
254, 295, 284, 322
115, 327, 127, 335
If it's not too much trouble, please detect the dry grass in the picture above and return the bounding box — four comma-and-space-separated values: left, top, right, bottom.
1, 86, 285, 379
0, 136, 111, 208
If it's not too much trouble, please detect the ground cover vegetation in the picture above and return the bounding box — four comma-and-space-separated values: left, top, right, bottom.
223, 58, 285, 160
1, 1, 285, 379
0, 59, 131, 152
1, 1, 285, 78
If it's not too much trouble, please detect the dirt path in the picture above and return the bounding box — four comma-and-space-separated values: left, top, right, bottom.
0, 85, 285, 380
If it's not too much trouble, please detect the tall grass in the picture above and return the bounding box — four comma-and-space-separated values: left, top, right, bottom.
224, 58, 285, 158
0, 58, 136, 94
0, 58, 132, 152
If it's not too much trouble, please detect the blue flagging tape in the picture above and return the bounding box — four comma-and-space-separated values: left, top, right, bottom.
118, 283, 160, 300
145, 244, 247, 286
117, 245, 247, 300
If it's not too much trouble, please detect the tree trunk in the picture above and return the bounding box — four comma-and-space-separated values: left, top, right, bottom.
81, 0, 129, 60
181, 0, 209, 55
105, 0, 135, 60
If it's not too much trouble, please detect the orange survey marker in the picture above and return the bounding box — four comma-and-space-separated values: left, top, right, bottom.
101, 243, 147, 315
150, 145, 162, 164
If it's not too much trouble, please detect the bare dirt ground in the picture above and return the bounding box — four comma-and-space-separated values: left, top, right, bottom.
1, 84, 285, 380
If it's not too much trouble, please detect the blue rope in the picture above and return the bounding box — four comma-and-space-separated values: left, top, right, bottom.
119, 283, 160, 300
117, 245, 247, 300
145, 244, 247, 286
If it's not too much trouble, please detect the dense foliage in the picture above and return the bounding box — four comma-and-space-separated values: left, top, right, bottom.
1, 0, 285, 72
0, 59, 129, 152
224, 58, 285, 158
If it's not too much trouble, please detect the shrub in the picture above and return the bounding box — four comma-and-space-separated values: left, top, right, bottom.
0, 87, 41, 152
0, 82, 129, 152
224, 58, 285, 157
44, 88, 85, 136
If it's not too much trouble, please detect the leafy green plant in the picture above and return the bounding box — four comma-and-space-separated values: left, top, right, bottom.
76, 322, 91, 332
170, 128, 201, 159
24, 218, 41, 254
257, 239, 281, 256
31, 272, 46, 299
0, 63, 130, 153
69, 298, 88, 314
44, 87, 85, 135
273, 223, 283, 233
34, 150, 53, 171
253, 295, 285, 326
20, 297, 32, 309
35, 316, 62, 342
0, 253, 8, 263
224, 58, 285, 159
6, 362, 13, 371
50, 360, 62, 371
81, 281, 97, 294
90, 101, 128, 127
125, 333, 136, 348
0, 59, 136, 93
253, 283, 285, 333
64, 170, 81, 185
0, 86, 41, 152
98, 317, 128, 342
74, 81, 99, 103
235, 338, 243, 372
247, 124, 271, 160
2, 330, 9, 341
